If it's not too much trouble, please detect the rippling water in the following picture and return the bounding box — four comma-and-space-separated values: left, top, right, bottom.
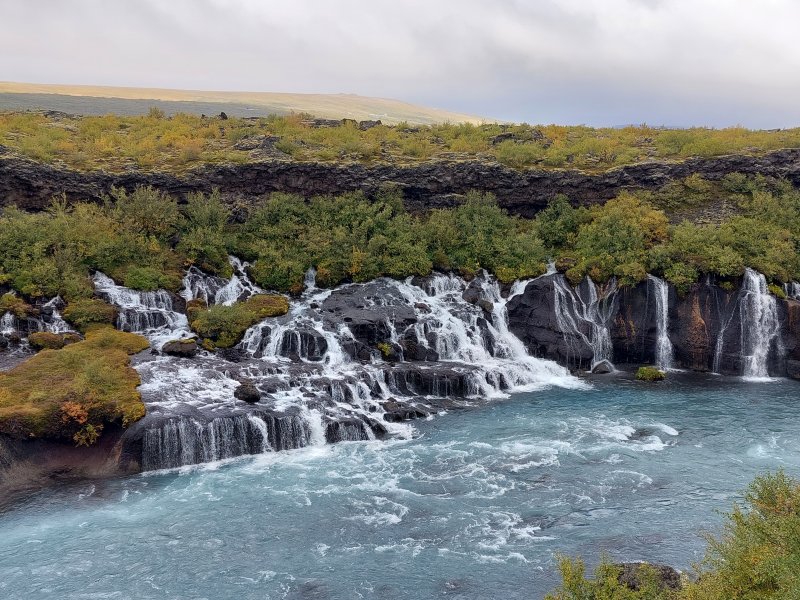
2, 374, 799, 599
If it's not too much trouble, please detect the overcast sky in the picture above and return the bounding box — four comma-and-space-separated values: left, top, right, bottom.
1, 0, 798, 127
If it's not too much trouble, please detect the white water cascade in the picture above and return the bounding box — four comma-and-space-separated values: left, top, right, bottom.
93, 272, 191, 348
552, 276, 618, 369
785, 282, 800, 301
648, 275, 674, 370
0, 312, 15, 335
739, 268, 783, 379
181, 256, 263, 306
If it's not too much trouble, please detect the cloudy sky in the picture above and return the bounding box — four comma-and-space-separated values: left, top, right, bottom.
1, 0, 798, 127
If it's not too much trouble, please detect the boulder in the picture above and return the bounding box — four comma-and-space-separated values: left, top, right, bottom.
591, 359, 614, 374
161, 338, 199, 358
233, 380, 261, 404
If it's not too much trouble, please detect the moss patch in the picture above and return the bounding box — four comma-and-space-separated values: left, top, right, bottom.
27, 331, 81, 351
62, 298, 117, 332
636, 366, 666, 381
0, 328, 149, 444
189, 294, 289, 349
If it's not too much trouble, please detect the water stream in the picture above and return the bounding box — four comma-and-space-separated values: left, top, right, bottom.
648, 275, 674, 370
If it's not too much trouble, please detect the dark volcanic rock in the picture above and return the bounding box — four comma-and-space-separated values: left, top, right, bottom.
234, 380, 261, 403
590, 359, 614, 374
3, 149, 800, 217
507, 274, 594, 369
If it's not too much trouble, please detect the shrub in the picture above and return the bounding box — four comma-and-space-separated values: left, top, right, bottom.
0, 293, 34, 318
28, 331, 75, 350
545, 556, 678, 599
190, 294, 289, 348
547, 471, 800, 599
63, 298, 117, 332
636, 366, 666, 381
0, 328, 149, 444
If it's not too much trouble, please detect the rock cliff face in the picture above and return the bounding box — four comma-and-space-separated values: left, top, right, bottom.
508, 273, 798, 377
2, 148, 800, 215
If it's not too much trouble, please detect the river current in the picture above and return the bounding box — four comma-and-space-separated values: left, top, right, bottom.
1, 374, 798, 600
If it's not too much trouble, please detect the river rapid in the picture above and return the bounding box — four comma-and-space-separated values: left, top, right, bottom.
1, 374, 798, 600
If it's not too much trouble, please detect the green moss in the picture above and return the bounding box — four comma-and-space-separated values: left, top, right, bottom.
62, 298, 118, 332
636, 366, 666, 381
0, 328, 149, 444
769, 283, 787, 299
190, 294, 289, 349
376, 342, 392, 358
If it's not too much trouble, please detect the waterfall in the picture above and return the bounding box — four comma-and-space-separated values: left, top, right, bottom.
552, 275, 617, 369
303, 267, 318, 294
42, 297, 72, 334
739, 269, 782, 379
648, 275, 673, 370
0, 312, 15, 335
93, 272, 191, 348
135, 268, 584, 471
181, 256, 263, 306
141, 412, 314, 471
785, 282, 800, 301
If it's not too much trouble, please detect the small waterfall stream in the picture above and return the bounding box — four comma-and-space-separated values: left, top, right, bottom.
93, 272, 191, 349
552, 275, 618, 369
739, 268, 782, 379
181, 256, 263, 306
648, 275, 674, 370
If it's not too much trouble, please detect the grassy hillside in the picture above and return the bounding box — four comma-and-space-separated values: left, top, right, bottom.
0, 108, 799, 174
0, 82, 486, 125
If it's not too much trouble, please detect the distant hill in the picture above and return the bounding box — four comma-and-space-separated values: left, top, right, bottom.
0, 81, 488, 125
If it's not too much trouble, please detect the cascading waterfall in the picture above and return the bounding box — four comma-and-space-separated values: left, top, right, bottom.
648, 275, 674, 370
181, 256, 262, 306
739, 268, 783, 379
785, 282, 800, 301
0, 294, 74, 338
136, 269, 584, 470
93, 272, 190, 348
141, 412, 312, 471
552, 275, 618, 369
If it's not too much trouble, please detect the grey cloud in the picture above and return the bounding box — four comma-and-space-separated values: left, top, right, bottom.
0, 0, 798, 127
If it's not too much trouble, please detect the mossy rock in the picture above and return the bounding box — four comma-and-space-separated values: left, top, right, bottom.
636, 366, 666, 381
190, 294, 289, 349
62, 298, 117, 332
27, 331, 81, 351
0, 327, 149, 445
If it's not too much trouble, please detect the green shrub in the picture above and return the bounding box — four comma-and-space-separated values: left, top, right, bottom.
190, 294, 289, 349
0, 328, 149, 444
545, 556, 678, 599
636, 366, 666, 381
682, 470, 800, 599
547, 471, 800, 600
0, 293, 34, 318
27, 331, 81, 351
